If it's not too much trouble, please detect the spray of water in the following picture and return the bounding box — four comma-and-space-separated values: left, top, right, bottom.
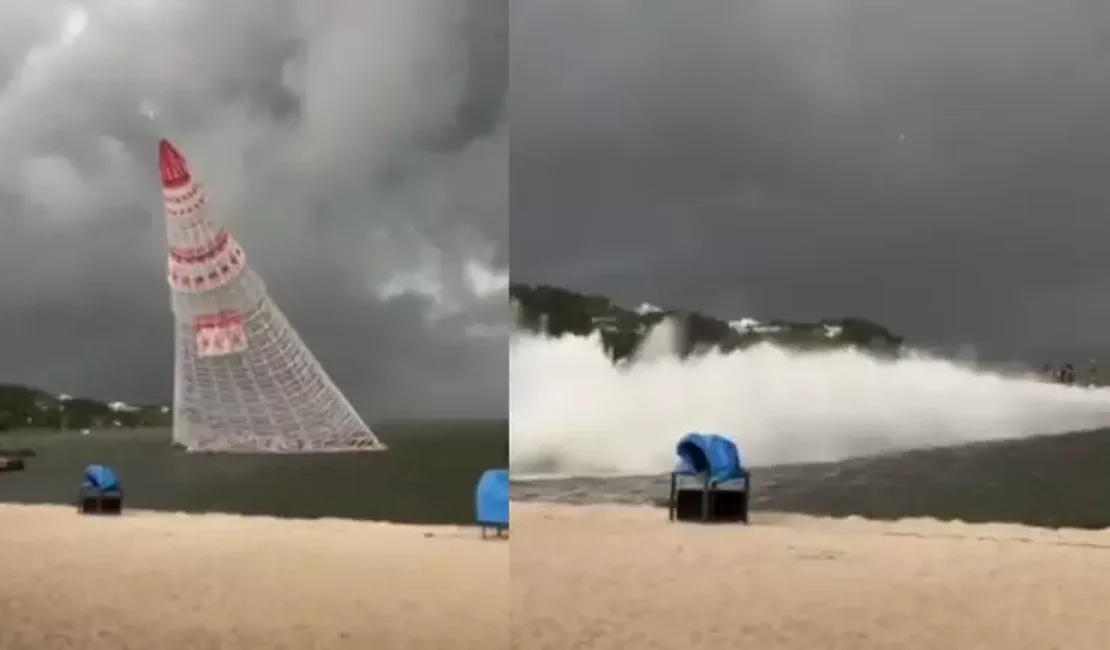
510, 318, 1110, 477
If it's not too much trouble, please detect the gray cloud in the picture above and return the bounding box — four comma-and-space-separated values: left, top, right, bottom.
0, 0, 507, 417
512, 0, 1110, 359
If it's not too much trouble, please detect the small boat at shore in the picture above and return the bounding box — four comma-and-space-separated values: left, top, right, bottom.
0, 457, 26, 472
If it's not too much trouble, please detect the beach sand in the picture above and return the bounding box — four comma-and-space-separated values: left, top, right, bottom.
0, 504, 509, 650
511, 502, 1110, 649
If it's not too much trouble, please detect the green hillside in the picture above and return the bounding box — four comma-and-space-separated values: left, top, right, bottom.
510, 283, 904, 361
0, 384, 170, 432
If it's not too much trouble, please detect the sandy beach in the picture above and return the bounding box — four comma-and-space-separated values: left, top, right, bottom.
0, 504, 509, 650
512, 502, 1110, 649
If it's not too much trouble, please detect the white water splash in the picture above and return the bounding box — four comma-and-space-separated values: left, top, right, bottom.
510, 319, 1110, 477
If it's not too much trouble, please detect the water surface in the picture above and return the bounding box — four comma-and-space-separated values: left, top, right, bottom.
0, 420, 507, 524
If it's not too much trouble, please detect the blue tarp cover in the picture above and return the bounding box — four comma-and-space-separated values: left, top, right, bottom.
476, 468, 509, 528
82, 464, 121, 493
674, 433, 746, 484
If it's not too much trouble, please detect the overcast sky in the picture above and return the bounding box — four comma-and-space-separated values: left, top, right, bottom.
0, 0, 506, 416
512, 0, 1110, 360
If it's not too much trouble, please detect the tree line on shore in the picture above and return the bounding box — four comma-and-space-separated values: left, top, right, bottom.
0, 384, 170, 432
510, 282, 905, 362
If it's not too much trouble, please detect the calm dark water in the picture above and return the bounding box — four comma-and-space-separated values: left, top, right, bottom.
512, 427, 1110, 530
0, 420, 507, 525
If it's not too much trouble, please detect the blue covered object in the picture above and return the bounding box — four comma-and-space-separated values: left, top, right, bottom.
82, 464, 121, 494
475, 468, 509, 530
674, 433, 746, 484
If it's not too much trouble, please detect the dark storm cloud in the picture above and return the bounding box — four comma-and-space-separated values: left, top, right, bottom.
0, 0, 506, 416
512, 0, 1110, 359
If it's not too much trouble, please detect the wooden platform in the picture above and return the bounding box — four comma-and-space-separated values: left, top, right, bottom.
0, 457, 26, 473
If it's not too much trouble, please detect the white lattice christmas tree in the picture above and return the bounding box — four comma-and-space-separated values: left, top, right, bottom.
159, 139, 386, 453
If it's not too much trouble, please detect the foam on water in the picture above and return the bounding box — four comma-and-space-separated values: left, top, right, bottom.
510, 319, 1110, 477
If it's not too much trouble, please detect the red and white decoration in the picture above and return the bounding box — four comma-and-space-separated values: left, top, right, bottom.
194, 311, 248, 357
160, 140, 208, 220
159, 139, 250, 294
159, 139, 192, 190
160, 136, 385, 453
167, 229, 248, 293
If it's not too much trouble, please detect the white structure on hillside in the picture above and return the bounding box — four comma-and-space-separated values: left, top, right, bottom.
158, 139, 385, 453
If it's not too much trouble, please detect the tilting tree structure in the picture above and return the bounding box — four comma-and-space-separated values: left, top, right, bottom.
159, 139, 385, 453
